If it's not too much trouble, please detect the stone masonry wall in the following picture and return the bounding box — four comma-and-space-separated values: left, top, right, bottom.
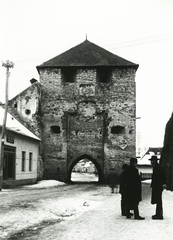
104, 69, 136, 175
39, 67, 136, 182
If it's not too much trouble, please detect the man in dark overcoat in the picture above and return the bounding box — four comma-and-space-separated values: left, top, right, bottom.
122, 157, 145, 220
149, 155, 166, 220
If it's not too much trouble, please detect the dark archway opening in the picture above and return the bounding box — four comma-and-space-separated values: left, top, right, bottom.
67, 154, 104, 184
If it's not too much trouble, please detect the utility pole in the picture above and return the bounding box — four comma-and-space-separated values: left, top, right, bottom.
136, 117, 142, 158
0, 60, 14, 191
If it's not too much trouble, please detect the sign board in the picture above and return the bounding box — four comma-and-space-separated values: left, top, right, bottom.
7, 135, 14, 144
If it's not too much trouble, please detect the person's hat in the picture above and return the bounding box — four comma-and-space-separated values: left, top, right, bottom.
148, 155, 159, 161
130, 157, 137, 164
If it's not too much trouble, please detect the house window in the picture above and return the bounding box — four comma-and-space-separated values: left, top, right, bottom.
97, 68, 112, 82
25, 109, 31, 115
51, 126, 61, 134
22, 151, 26, 172
61, 68, 76, 82
29, 152, 32, 171
111, 126, 125, 134
129, 129, 133, 134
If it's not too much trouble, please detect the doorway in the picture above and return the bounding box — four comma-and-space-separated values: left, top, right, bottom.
3, 146, 16, 180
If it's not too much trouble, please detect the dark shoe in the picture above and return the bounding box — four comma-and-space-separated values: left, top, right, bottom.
126, 215, 131, 219
130, 212, 133, 216
134, 216, 145, 220
152, 215, 163, 220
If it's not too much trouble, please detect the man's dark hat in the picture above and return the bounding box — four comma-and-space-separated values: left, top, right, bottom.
148, 155, 159, 161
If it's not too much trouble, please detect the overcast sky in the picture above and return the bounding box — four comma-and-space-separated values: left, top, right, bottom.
0, 0, 173, 150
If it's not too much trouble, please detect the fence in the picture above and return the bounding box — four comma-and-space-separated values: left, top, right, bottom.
140, 172, 152, 180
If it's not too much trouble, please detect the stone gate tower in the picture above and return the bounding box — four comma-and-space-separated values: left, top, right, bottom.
36, 39, 139, 182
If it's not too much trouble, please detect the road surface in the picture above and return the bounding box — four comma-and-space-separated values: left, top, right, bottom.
0, 180, 150, 240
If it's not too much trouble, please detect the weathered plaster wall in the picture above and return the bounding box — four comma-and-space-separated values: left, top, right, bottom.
8, 82, 41, 137
104, 69, 136, 175
39, 67, 136, 182
8, 67, 136, 182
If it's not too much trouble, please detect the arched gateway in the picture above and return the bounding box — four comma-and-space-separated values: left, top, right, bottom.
67, 154, 104, 183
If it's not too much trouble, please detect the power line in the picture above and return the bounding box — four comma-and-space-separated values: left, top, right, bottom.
104, 32, 173, 51
104, 32, 173, 48
14, 64, 38, 76
1, 31, 173, 67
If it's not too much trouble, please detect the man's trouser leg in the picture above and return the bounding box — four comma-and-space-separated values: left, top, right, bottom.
156, 199, 163, 217
156, 190, 163, 217
134, 202, 139, 218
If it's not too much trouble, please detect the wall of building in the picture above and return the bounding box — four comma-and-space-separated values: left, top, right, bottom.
39, 67, 136, 182
8, 82, 41, 137
7, 65, 137, 183
1, 131, 39, 187
14, 136, 38, 180
8, 82, 43, 180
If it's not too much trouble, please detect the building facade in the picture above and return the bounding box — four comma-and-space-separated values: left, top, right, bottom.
8, 39, 139, 183
0, 107, 40, 187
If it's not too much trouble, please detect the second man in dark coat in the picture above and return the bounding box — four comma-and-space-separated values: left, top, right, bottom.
122, 157, 145, 220
149, 155, 166, 220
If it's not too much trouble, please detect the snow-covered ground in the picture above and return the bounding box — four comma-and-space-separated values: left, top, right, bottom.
1, 180, 173, 240
21, 179, 66, 188
71, 172, 98, 182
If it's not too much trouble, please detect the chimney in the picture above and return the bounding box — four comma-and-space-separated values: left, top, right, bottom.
30, 78, 38, 84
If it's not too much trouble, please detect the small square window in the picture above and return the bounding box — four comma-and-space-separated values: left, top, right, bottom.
111, 126, 125, 134
51, 126, 61, 134
61, 68, 76, 82
97, 68, 112, 82
25, 109, 31, 115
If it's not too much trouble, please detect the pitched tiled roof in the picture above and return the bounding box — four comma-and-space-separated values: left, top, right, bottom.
37, 40, 139, 70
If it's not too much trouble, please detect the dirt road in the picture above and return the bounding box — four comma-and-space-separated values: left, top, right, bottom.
0, 182, 151, 240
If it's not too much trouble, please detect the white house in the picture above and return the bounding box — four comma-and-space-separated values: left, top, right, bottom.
0, 107, 41, 188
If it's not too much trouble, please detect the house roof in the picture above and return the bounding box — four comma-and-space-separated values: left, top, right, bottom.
138, 147, 162, 165
0, 107, 40, 141
37, 40, 139, 70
